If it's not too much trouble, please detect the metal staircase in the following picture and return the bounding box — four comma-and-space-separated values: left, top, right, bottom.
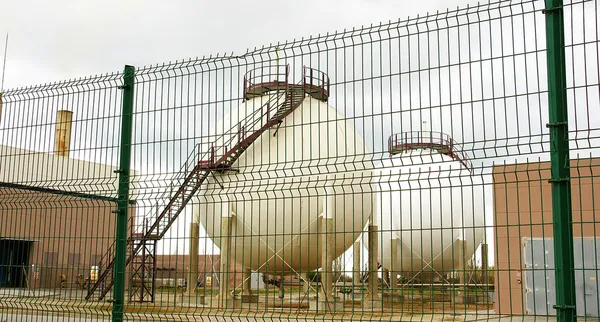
85, 65, 330, 301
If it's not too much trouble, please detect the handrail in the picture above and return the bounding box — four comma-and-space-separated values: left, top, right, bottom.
90, 66, 313, 301
198, 91, 288, 168
243, 65, 330, 101
243, 64, 289, 98
135, 81, 292, 238
388, 131, 472, 171
303, 66, 330, 100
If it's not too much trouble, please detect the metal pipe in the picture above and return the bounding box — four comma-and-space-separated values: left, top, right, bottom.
55, 110, 73, 157
544, 0, 576, 319
112, 65, 135, 322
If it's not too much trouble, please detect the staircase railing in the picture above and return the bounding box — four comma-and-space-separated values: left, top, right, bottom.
303, 66, 330, 101
88, 65, 322, 301
198, 89, 288, 169
137, 90, 290, 241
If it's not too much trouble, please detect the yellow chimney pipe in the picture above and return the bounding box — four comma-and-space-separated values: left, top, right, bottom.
55, 110, 73, 157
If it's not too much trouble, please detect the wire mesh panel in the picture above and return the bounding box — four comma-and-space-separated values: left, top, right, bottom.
0, 0, 599, 321
0, 73, 124, 320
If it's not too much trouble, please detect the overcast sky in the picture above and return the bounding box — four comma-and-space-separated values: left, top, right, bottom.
0, 0, 481, 89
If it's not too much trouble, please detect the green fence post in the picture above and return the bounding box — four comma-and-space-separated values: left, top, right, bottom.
544, 1, 576, 321
113, 65, 135, 322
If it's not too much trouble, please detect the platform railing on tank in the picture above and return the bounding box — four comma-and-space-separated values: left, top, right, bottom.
243, 64, 290, 99
302, 66, 330, 101
388, 131, 472, 171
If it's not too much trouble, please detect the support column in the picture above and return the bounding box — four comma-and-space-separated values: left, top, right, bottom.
544, 0, 576, 320
240, 267, 259, 304
217, 206, 234, 308
319, 215, 334, 302
242, 268, 252, 295
113, 65, 135, 322
309, 188, 341, 312
187, 222, 199, 296
452, 239, 471, 305
353, 242, 361, 284
390, 238, 399, 291
218, 216, 230, 306
480, 243, 488, 283
302, 273, 311, 295
382, 268, 390, 288
367, 224, 379, 301
455, 240, 466, 285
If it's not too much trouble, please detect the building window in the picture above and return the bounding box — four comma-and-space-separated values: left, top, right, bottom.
67, 253, 80, 267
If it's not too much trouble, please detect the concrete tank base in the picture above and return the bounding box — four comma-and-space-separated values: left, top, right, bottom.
452, 292, 490, 305
265, 298, 309, 309
182, 294, 206, 306
381, 292, 405, 304
361, 298, 384, 311
210, 296, 241, 309
309, 300, 343, 312
241, 294, 259, 303
342, 299, 364, 308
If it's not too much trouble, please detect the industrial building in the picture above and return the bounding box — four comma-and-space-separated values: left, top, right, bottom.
0, 111, 122, 289
493, 159, 600, 316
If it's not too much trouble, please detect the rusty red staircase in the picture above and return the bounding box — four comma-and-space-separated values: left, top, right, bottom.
85, 65, 330, 301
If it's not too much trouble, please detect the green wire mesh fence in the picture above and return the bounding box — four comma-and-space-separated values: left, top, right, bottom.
0, 0, 599, 321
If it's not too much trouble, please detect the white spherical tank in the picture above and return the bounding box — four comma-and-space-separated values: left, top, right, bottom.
195, 94, 373, 274
378, 152, 485, 279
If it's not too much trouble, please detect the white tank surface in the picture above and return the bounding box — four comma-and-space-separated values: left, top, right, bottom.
377, 150, 485, 280
195, 94, 374, 274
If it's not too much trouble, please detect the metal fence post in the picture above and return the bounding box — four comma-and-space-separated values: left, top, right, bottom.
544, 1, 576, 321
113, 65, 135, 322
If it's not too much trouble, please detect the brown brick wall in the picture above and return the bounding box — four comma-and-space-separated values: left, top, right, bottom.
0, 188, 120, 289
493, 158, 600, 314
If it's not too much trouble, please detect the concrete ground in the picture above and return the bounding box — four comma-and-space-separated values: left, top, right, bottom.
0, 312, 569, 322
0, 288, 577, 322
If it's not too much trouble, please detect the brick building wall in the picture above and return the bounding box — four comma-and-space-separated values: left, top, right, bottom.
493, 158, 600, 314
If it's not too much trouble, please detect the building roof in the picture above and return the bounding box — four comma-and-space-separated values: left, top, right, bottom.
0, 144, 123, 200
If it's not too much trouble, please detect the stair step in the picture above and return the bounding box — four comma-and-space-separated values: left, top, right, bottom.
89, 85, 307, 301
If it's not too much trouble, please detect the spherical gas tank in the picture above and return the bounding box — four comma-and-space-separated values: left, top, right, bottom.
378, 152, 484, 280
196, 94, 373, 274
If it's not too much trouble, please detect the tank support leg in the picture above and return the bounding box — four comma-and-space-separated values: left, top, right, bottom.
366, 224, 380, 304
353, 241, 361, 285
215, 213, 234, 308
278, 276, 285, 299
311, 214, 337, 312
390, 238, 399, 291
301, 272, 311, 295
455, 239, 466, 285
481, 243, 488, 283
242, 268, 252, 295
383, 268, 390, 288
453, 239, 468, 305
186, 222, 199, 300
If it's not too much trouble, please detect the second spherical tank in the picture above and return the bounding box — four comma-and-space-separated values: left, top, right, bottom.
377, 153, 485, 280
195, 94, 374, 274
